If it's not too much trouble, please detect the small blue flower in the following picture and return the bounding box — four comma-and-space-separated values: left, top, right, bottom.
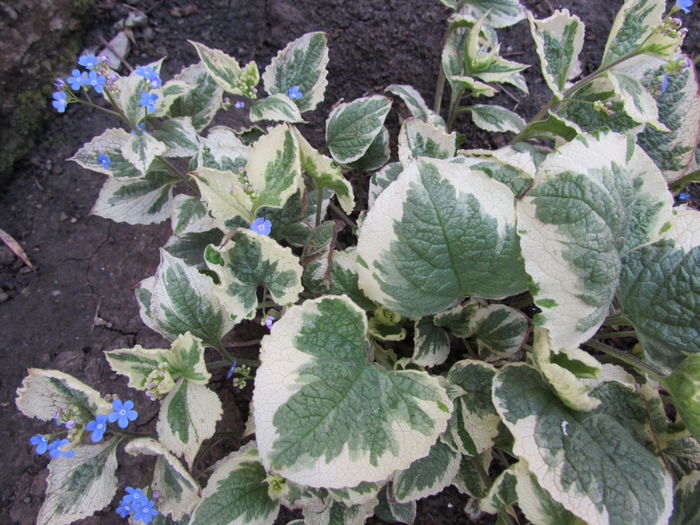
85, 414, 108, 442
115, 501, 133, 518
265, 315, 275, 329
139, 91, 158, 113
132, 499, 159, 523
149, 76, 162, 88
30, 434, 50, 455
226, 360, 237, 379
108, 399, 138, 428
660, 73, 670, 94
288, 85, 303, 100
135, 65, 156, 78
86, 71, 107, 93
678, 192, 690, 201
67, 69, 85, 91
54, 78, 65, 89
131, 122, 146, 135
250, 217, 272, 236
78, 53, 103, 70
234, 101, 245, 109
48, 439, 74, 459
122, 486, 147, 507
97, 152, 111, 170
52, 91, 68, 113
676, 0, 693, 13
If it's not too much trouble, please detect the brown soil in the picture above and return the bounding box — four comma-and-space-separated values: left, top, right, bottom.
0, 1, 697, 524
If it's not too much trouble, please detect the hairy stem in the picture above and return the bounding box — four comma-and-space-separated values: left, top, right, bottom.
328, 201, 356, 228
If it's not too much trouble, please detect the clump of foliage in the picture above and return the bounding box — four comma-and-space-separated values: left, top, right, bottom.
17, 1, 700, 524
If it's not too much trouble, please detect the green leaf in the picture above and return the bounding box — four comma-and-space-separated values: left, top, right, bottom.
513, 461, 583, 525
301, 221, 340, 295
392, 440, 461, 503
70, 128, 141, 179
517, 111, 582, 142
37, 441, 119, 525
608, 70, 666, 129
260, 189, 312, 247
328, 249, 375, 311
262, 32, 329, 113
164, 332, 210, 383
469, 304, 528, 357
602, 0, 665, 67
151, 117, 199, 158
517, 132, 673, 350
16, 368, 111, 424
193, 167, 255, 226
302, 496, 378, 525
105, 345, 172, 393
470, 104, 526, 133
527, 10, 585, 99
357, 157, 528, 318
412, 317, 450, 368
480, 463, 519, 515
368, 162, 402, 209
433, 300, 480, 338
111, 59, 164, 125
492, 364, 673, 525
462, 0, 525, 28
168, 62, 224, 131
662, 355, 700, 442
292, 127, 355, 214
617, 208, 700, 370
452, 454, 490, 499
158, 377, 222, 467
165, 228, 224, 270
385, 84, 446, 128
397, 119, 457, 167
137, 249, 239, 345
197, 126, 249, 172
326, 95, 392, 164
246, 124, 303, 212
121, 132, 167, 176
92, 165, 177, 225
171, 194, 212, 235
250, 94, 304, 123
253, 296, 452, 488
671, 471, 700, 525
190, 41, 259, 98
349, 126, 390, 173
374, 484, 416, 525
125, 438, 200, 520
205, 229, 303, 319
456, 147, 535, 197
189, 444, 279, 525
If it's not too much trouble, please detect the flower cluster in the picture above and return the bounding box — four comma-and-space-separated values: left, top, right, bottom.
83, 398, 139, 443
51, 53, 113, 113
143, 366, 175, 400
116, 487, 159, 523
29, 435, 75, 458
136, 66, 161, 114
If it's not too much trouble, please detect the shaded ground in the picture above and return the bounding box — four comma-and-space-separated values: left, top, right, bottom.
0, 1, 697, 523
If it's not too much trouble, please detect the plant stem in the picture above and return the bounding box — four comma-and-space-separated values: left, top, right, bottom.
74, 99, 128, 123
207, 356, 260, 369
586, 340, 666, 380
213, 342, 234, 362
594, 330, 637, 339
602, 314, 632, 327
315, 183, 324, 227
328, 201, 356, 228
446, 87, 464, 132
158, 156, 200, 193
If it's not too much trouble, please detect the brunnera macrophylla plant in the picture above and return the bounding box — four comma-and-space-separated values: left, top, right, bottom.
16, 0, 700, 524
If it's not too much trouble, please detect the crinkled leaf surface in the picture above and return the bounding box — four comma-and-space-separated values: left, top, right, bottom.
392, 439, 461, 503
514, 461, 583, 525
470, 104, 526, 134
357, 157, 528, 318
368, 162, 402, 209
253, 296, 452, 488
205, 229, 303, 318
121, 130, 167, 176
328, 249, 375, 311
528, 10, 584, 99
661, 354, 700, 443
262, 31, 328, 113
190, 41, 258, 97
517, 132, 672, 351
168, 61, 224, 131
137, 250, 239, 345
326, 95, 392, 164
671, 471, 700, 525
607, 71, 664, 129
37, 441, 119, 525
602, 0, 664, 67
412, 317, 450, 368
125, 438, 200, 520
189, 444, 279, 525
397, 119, 457, 167
197, 126, 249, 172
492, 364, 673, 525
250, 94, 304, 123
151, 117, 199, 158
70, 128, 141, 179
385, 84, 445, 128
469, 304, 529, 357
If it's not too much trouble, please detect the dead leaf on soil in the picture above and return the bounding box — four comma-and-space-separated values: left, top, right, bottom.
0, 227, 34, 270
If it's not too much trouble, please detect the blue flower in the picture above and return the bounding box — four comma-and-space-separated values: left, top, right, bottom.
135, 65, 162, 88
48, 439, 74, 458
288, 85, 303, 100
226, 360, 237, 379
54, 78, 65, 89
67, 69, 85, 91
30, 434, 50, 455
234, 101, 245, 109
108, 399, 138, 428
86, 71, 107, 93
677, 0, 693, 13
660, 73, 670, 94
85, 414, 108, 442
115, 501, 133, 518
265, 315, 275, 329
97, 153, 111, 170
250, 217, 272, 236
122, 486, 147, 507
678, 192, 690, 201
131, 122, 146, 135
139, 91, 158, 113
132, 499, 159, 523
78, 53, 103, 70
52, 92, 68, 113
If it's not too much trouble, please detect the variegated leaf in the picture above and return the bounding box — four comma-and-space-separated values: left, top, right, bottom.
125, 438, 200, 520
517, 132, 673, 351
190, 41, 259, 98
168, 62, 224, 131
111, 59, 164, 125
469, 304, 528, 357
171, 194, 212, 235
527, 10, 585, 99
301, 221, 339, 295
357, 157, 528, 318
37, 441, 119, 525
121, 132, 167, 176
374, 483, 417, 525
608, 71, 666, 129
326, 95, 392, 164
513, 461, 583, 525
250, 94, 304, 123
189, 444, 279, 525
193, 167, 255, 226
461, 0, 525, 28
16, 368, 111, 424
328, 249, 375, 311
302, 497, 378, 525
671, 471, 700, 525
253, 296, 452, 488
433, 300, 480, 338
151, 117, 199, 158
480, 463, 519, 515
262, 32, 329, 113
165, 228, 223, 270
602, 0, 666, 67
662, 354, 700, 442
197, 126, 249, 172
368, 162, 402, 209
136, 249, 240, 345
327, 482, 383, 507
470, 105, 526, 134
454, 152, 533, 198
92, 166, 177, 225
492, 364, 674, 525
392, 439, 461, 503
516, 111, 582, 142
385, 84, 446, 128
70, 128, 141, 179
397, 119, 457, 167
205, 229, 303, 319
412, 317, 450, 368
104, 345, 171, 392
157, 377, 222, 467
350, 126, 390, 173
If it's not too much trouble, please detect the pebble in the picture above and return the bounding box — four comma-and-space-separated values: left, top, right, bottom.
100, 31, 131, 71
0, 290, 8, 303
141, 26, 154, 42
125, 9, 148, 28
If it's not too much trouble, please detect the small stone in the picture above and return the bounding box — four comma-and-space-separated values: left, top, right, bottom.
59, 212, 68, 222
22, 496, 30, 504
99, 31, 131, 71
69, 217, 78, 224
141, 26, 154, 42
125, 9, 148, 28
0, 290, 9, 303
19, 266, 32, 274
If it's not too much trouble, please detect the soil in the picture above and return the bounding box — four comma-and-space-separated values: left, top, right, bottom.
0, 1, 697, 524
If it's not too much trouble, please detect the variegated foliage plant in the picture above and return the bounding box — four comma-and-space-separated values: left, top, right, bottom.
16, 0, 700, 524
